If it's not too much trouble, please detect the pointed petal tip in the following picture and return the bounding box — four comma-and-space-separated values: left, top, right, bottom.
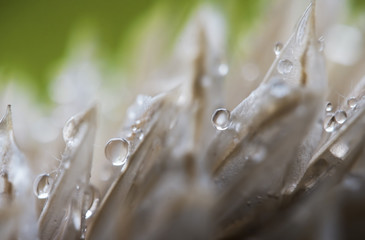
0, 105, 13, 130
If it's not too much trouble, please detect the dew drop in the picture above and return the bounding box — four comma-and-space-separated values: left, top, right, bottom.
325, 102, 333, 112
270, 79, 290, 98
63, 118, 77, 143
33, 173, 53, 199
277, 59, 293, 74
347, 97, 357, 109
218, 63, 229, 76
330, 141, 349, 159
334, 110, 347, 124
138, 132, 144, 141
211, 108, 231, 131
84, 186, 100, 219
0, 173, 12, 195
273, 42, 283, 56
63, 116, 87, 146
105, 138, 129, 166
323, 115, 336, 133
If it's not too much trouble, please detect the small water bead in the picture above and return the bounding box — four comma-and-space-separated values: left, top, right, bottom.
273, 42, 283, 56
347, 97, 357, 109
218, 63, 229, 76
334, 110, 347, 124
325, 102, 333, 112
323, 115, 336, 133
33, 173, 54, 199
105, 138, 129, 166
211, 108, 231, 131
277, 59, 293, 74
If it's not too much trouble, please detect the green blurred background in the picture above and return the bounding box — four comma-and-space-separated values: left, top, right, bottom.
0, 0, 362, 102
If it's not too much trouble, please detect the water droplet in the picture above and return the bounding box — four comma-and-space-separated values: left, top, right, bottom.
33, 173, 53, 199
211, 108, 231, 131
270, 78, 290, 98
63, 159, 70, 169
323, 115, 336, 133
334, 110, 347, 124
105, 138, 129, 166
277, 59, 293, 74
274, 42, 283, 56
63, 115, 88, 146
325, 102, 333, 112
84, 186, 100, 219
249, 145, 267, 163
330, 141, 349, 159
138, 132, 144, 141
347, 97, 357, 109
218, 63, 229, 76
318, 36, 325, 52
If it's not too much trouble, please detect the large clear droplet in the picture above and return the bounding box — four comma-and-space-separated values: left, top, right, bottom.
334, 110, 347, 124
347, 97, 357, 109
325, 102, 333, 112
277, 59, 293, 74
33, 173, 54, 199
211, 108, 231, 131
274, 42, 283, 56
105, 138, 129, 166
323, 115, 336, 133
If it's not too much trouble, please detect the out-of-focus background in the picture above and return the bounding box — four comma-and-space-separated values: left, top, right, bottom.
0, 0, 363, 102
0, 0, 269, 102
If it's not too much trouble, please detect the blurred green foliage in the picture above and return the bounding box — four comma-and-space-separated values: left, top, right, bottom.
1, 0, 361, 102
0, 0, 270, 102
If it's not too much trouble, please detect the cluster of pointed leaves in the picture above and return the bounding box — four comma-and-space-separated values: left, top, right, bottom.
1, 2, 365, 240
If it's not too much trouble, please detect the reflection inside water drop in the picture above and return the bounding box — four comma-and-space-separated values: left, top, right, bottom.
105, 138, 129, 166
277, 59, 293, 74
33, 173, 54, 199
211, 108, 231, 131
334, 110, 347, 124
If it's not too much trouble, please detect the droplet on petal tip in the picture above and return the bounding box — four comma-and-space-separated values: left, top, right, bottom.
212, 108, 231, 131
274, 42, 283, 56
105, 138, 130, 166
33, 173, 54, 199
334, 110, 347, 124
